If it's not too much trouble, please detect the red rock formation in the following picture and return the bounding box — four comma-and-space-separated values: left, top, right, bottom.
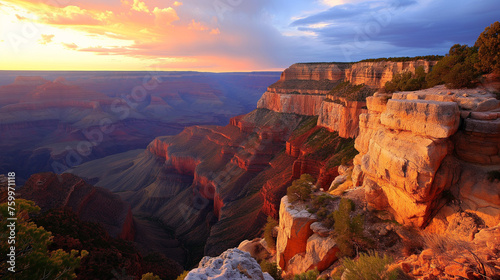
19, 172, 135, 240
280, 63, 348, 81
276, 196, 339, 274
257, 91, 325, 116
354, 86, 500, 228
345, 60, 437, 88
317, 100, 368, 138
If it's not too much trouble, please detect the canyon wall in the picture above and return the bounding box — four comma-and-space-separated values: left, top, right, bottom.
257, 91, 325, 116
345, 60, 437, 88
353, 86, 500, 228
258, 60, 438, 137
317, 100, 368, 138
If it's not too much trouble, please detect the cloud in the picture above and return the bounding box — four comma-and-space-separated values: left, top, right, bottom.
15, 14, 27, 21
153, 7, 179, 26
131, 0, 149, 13
39, 34, 54, 45
2, 0, 499, 71
290, 0, 499, 61
62, 43, 78, 49
188, 19, 209, 31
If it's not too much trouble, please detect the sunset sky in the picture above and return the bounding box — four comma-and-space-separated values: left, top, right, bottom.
0, 0, 498, 71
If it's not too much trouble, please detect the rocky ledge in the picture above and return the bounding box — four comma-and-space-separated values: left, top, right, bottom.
353, 85, 500, 228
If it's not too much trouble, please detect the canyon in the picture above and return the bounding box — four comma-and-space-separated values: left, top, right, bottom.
7, 60, 499, 278
0, 71, 279, 183
67, 60, 473, 263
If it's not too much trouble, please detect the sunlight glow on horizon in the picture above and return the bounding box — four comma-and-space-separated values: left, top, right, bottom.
0, 0, 283, 72
0, 0, 496, 71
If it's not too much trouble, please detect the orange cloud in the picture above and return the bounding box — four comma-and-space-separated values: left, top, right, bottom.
39, 34, 54, 45
0, 0, 280, 71
131, 0, 149, 13
15, 14, 27, 21
188, 19, 209, 31
153, 7, 179, 26
62, 43, 78, 49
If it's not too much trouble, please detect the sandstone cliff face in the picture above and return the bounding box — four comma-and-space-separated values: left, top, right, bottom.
345, 60, 437, 88
257, 60, 438, 138
353, 86, 500, 228
257, 91, 325, 116
280, 63, 349, 81
317, 100, 367, 138
276, 196, 338, 274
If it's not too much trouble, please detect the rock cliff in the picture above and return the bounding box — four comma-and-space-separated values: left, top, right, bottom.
354, 86, 500, 228
317, 100, 368, 138
258, 60, 438, 137
345, 60, 437, 88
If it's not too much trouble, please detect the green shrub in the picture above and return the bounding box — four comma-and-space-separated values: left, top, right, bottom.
475, 21, 500, 74
175, 271, 189, 280
142, 273, 162, 280
287, 174, 315, 203
293, 269, 321, 280
316, 207, 329, 220
323, 212, 335, 229
329, 82, 376, 101
426, 44, 480, 89
338, 251, 399, 280
312, 194, 334, 209
359, 55, 443, 63
333, 198, 365, 258
384, 66, 427, 93
263, 216, 278, 250
260, 260, 283, 280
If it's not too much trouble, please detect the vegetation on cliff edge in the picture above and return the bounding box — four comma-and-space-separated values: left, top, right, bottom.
384, 21, 500, 92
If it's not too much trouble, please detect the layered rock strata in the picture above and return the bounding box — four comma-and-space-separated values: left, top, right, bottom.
353, 86, 500, 227
258, 60, 438, 137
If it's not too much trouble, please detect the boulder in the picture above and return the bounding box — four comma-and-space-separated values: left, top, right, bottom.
238, 238, 271, 262
287, 234, 339, 275
186, 248, 274, 280
474, 224, 500, 252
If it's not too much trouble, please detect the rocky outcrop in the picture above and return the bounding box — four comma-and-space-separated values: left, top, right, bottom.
354, 86, 500, 228
345, 60, 437, 88
276, 196, 338, 274
317, 100, 367, 138
279, 63, 349, 82
19, 172, 135, 240
185, 248, 274, 280
257, 91, 325, 116
258, 61, 438, 138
